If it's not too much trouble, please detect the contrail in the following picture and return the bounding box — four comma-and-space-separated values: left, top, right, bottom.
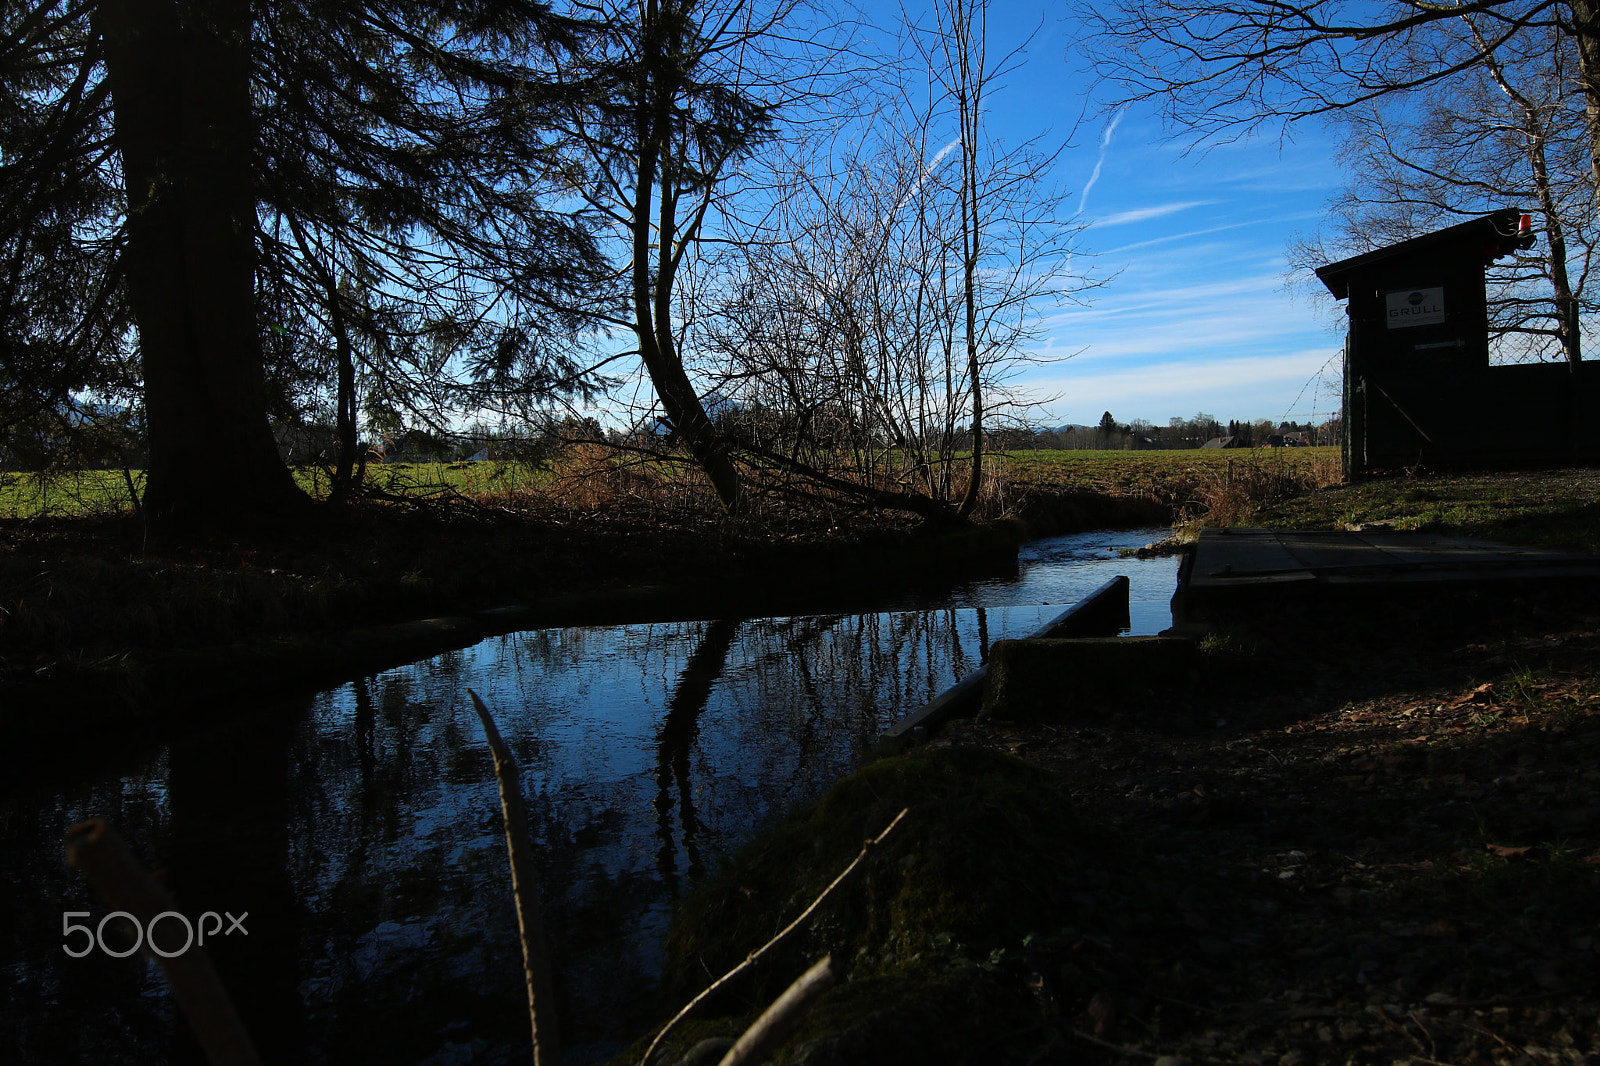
1075, 106, 1127, 217
875, 137, 962, 233
926, 137, 960, 173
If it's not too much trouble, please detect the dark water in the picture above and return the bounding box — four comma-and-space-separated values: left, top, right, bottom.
0, 529, 1180, 1065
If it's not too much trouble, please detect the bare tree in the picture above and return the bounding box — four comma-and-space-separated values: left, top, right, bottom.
1075, 0, 1600, 234
562, 0, 857, 516
1289, 14, 1594, 364
702, 0, 1089, 521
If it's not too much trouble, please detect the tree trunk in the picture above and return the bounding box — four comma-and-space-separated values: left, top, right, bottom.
286, 216, 361, 498
97, 0, 307, 533
1477, 30, 1582, 364
630, 1, 746, 515
954, 0, 986, 520
1570, 0, 1600, 236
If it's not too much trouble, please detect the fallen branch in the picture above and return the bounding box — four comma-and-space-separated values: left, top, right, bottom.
641, 807, 910, 1066
1068, 1028, 1162, 1061
468, 688, 562, 1066
716, 956, 837, 1066
65, 818, 261, 1066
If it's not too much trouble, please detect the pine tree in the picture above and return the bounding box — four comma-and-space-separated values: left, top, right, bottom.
5, 1, 607, 532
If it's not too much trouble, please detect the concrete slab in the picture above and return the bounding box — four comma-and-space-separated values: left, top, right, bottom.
979, 636, 1196, 723
1174, 528, 1600, 624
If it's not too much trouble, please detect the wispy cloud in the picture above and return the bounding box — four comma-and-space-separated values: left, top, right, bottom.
1091, 201, 1217, 228
1101, 219, 1270, 256
1100, 210, 1324, 256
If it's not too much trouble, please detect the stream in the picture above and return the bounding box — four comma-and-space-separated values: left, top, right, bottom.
1, 527, 1181, 1065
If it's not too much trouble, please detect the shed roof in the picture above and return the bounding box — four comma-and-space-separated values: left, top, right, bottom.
1314, 209, 1535, 299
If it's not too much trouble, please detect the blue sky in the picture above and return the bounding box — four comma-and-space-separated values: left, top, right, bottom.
920, 3, 1352, 429
1035, 110, 1346, 428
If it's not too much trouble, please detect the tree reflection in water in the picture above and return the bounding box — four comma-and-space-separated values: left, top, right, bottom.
654, 617, 740, 889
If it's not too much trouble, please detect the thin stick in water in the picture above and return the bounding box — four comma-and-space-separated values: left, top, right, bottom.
468, 687, 562, 1066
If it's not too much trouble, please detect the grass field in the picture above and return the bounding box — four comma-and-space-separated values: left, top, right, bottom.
999, 446, 1342, 514
1000, 445, 1340, 493
1002, 449, 1600, 553
0, 448, 1342, 519
0, 460, 553, 519
4, 448, 1597, 556
0, 469, 145, 518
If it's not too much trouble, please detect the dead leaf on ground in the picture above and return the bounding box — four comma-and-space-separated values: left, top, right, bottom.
1448, 683, 1497, 709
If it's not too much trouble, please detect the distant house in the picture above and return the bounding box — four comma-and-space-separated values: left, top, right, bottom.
1201, 436, 1246, 449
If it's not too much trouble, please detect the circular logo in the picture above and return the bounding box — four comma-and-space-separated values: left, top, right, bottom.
1407, 291, 1426, 305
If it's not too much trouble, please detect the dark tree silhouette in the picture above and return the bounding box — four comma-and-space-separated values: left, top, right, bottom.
5, 1, 608, 530
96, 0, 307, 529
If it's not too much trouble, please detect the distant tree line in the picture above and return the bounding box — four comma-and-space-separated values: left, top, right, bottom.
993, 412, 1342, 451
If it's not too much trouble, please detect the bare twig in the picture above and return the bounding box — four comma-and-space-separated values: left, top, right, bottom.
1371, 1002, 1429, 1055
715, 956, 837, 1066
65, 818, 262, 1066
641, 807, 911, 1066
1068, 1028, 1162, 1061
468, 688, 561, 1066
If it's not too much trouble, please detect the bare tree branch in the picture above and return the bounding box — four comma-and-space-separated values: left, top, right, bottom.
639, 807, 910, 1066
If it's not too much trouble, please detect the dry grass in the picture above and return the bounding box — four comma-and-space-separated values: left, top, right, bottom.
1001, 448, 1344, 533
1176, 450, 1345, 529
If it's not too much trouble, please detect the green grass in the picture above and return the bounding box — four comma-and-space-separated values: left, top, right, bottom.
296, 460, 558, 500
0, 461, 557, 519
8, 451, 1599, 557
0, 470, 144, 518
998, 446, 1341, 497
4, 448, 1330, 520
999, 447, 1346, 532
1255, 470, 1600, 553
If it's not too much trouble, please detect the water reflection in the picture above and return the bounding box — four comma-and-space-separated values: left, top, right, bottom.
654, 617, 739, 888
1, 528, 1179, 1064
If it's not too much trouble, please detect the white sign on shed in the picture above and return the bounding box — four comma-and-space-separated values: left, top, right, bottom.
1385, 287, 1445, 329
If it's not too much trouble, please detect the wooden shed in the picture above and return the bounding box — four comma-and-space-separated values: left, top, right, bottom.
1316, 209, 1599, 475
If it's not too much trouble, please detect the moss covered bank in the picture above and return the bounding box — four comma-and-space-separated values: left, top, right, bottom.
615, 746, 1176, 1066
